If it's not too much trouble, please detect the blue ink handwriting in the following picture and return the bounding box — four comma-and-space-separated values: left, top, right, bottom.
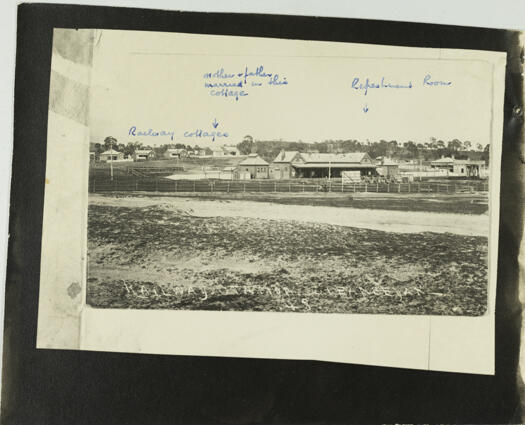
351, 77, 413, 96
184, 129, 229, 142
128, 126, 175, 140
203, 65, 289, 101
423, 74, 452, 86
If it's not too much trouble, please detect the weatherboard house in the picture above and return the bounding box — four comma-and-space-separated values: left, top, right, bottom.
99, 149, 124, 162
164, 148, 187, 159
269, 151, 376, 179
133, 149, 156, 161
430, 155, 487, 177
236, 154, 269, 179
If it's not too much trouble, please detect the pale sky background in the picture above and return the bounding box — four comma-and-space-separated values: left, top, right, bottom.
90, 30, 497, 147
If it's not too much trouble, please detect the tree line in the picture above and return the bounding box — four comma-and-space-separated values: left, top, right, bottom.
237, 135, 490, 163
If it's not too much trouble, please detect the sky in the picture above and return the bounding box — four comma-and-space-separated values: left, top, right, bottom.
88, 29, 498, 148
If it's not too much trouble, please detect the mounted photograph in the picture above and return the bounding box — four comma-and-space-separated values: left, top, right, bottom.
81, 29, 497, 317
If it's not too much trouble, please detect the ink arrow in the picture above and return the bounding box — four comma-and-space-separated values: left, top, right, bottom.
363, 104, 369, 113
212, 118, 219, 128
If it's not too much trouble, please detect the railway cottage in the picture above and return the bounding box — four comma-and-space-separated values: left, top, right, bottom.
236, 154, 269, 179
99, 149, 124, 162
133, 149, 156, 161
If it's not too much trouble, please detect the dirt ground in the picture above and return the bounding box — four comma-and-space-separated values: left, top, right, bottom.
87, 194, 488, 315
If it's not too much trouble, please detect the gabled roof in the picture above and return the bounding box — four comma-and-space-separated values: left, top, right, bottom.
298, 152, 370, 164
101, 149, 121, 155
273, 151, 301, 163
166, 148, 185, 153
222, 146, 239, 152
380, 158, 398, 166
431, 157, 454, 163
135, 149, 154, 155
238, 154, 269, 166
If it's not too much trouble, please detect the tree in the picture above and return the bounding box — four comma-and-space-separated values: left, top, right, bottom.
94, 143, 103, 155
447, 139, 462, 151
103, 136, 117, 151
482, 143, 490, 163
237, 135, 254, 155
463, 141, 471, 151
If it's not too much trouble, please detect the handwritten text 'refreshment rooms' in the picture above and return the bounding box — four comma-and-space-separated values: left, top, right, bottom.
350, 74, 452, 96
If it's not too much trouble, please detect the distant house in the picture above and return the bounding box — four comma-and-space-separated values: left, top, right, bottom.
89, 151, 97, 162
222, 146, 240, 156
236, 154, 269, 179
375, 157, 399, 177
195, 148, 207, 157
164, 148, 187, 159
430, 155, 486, 177
210, 146, 225, 157
99, 149, 124, 162
133, 149, 156, 161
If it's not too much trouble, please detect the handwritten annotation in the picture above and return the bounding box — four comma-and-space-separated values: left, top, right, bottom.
128, 127, 175, 140
203, 66, 288, 101
184, 118, 229, 142
351, 74, 452, 96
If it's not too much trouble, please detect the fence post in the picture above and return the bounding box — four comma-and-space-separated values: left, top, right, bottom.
398, 184, 400, 193
243, 183, 246, 193
175, 181, 178, 192
274, 182, 277, 192
227, 182, 230, 192
376, 182, 379, 193
259, 181, 261, 192
418, 183, 420, 193
387, 183, 389, 193
365, 183, 368, 193
341, 183, 344, 193
114, 179, 117, 191
193, 180, 196, 192
289, 183, 291, 192
93, 179, 96, 193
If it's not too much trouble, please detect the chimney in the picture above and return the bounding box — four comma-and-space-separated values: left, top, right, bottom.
281, 150, 285, 161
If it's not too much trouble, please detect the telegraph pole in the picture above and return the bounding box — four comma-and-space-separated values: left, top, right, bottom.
110, 137, 114, 181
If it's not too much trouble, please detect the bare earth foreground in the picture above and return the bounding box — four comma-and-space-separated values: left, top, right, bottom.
87, 193, 488, 315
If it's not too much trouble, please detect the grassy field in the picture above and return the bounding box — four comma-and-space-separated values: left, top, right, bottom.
91, 156, 242, 175
87, 195, 488, 315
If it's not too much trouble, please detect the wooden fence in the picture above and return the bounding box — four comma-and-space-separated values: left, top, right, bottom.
89, 177, 489, 195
